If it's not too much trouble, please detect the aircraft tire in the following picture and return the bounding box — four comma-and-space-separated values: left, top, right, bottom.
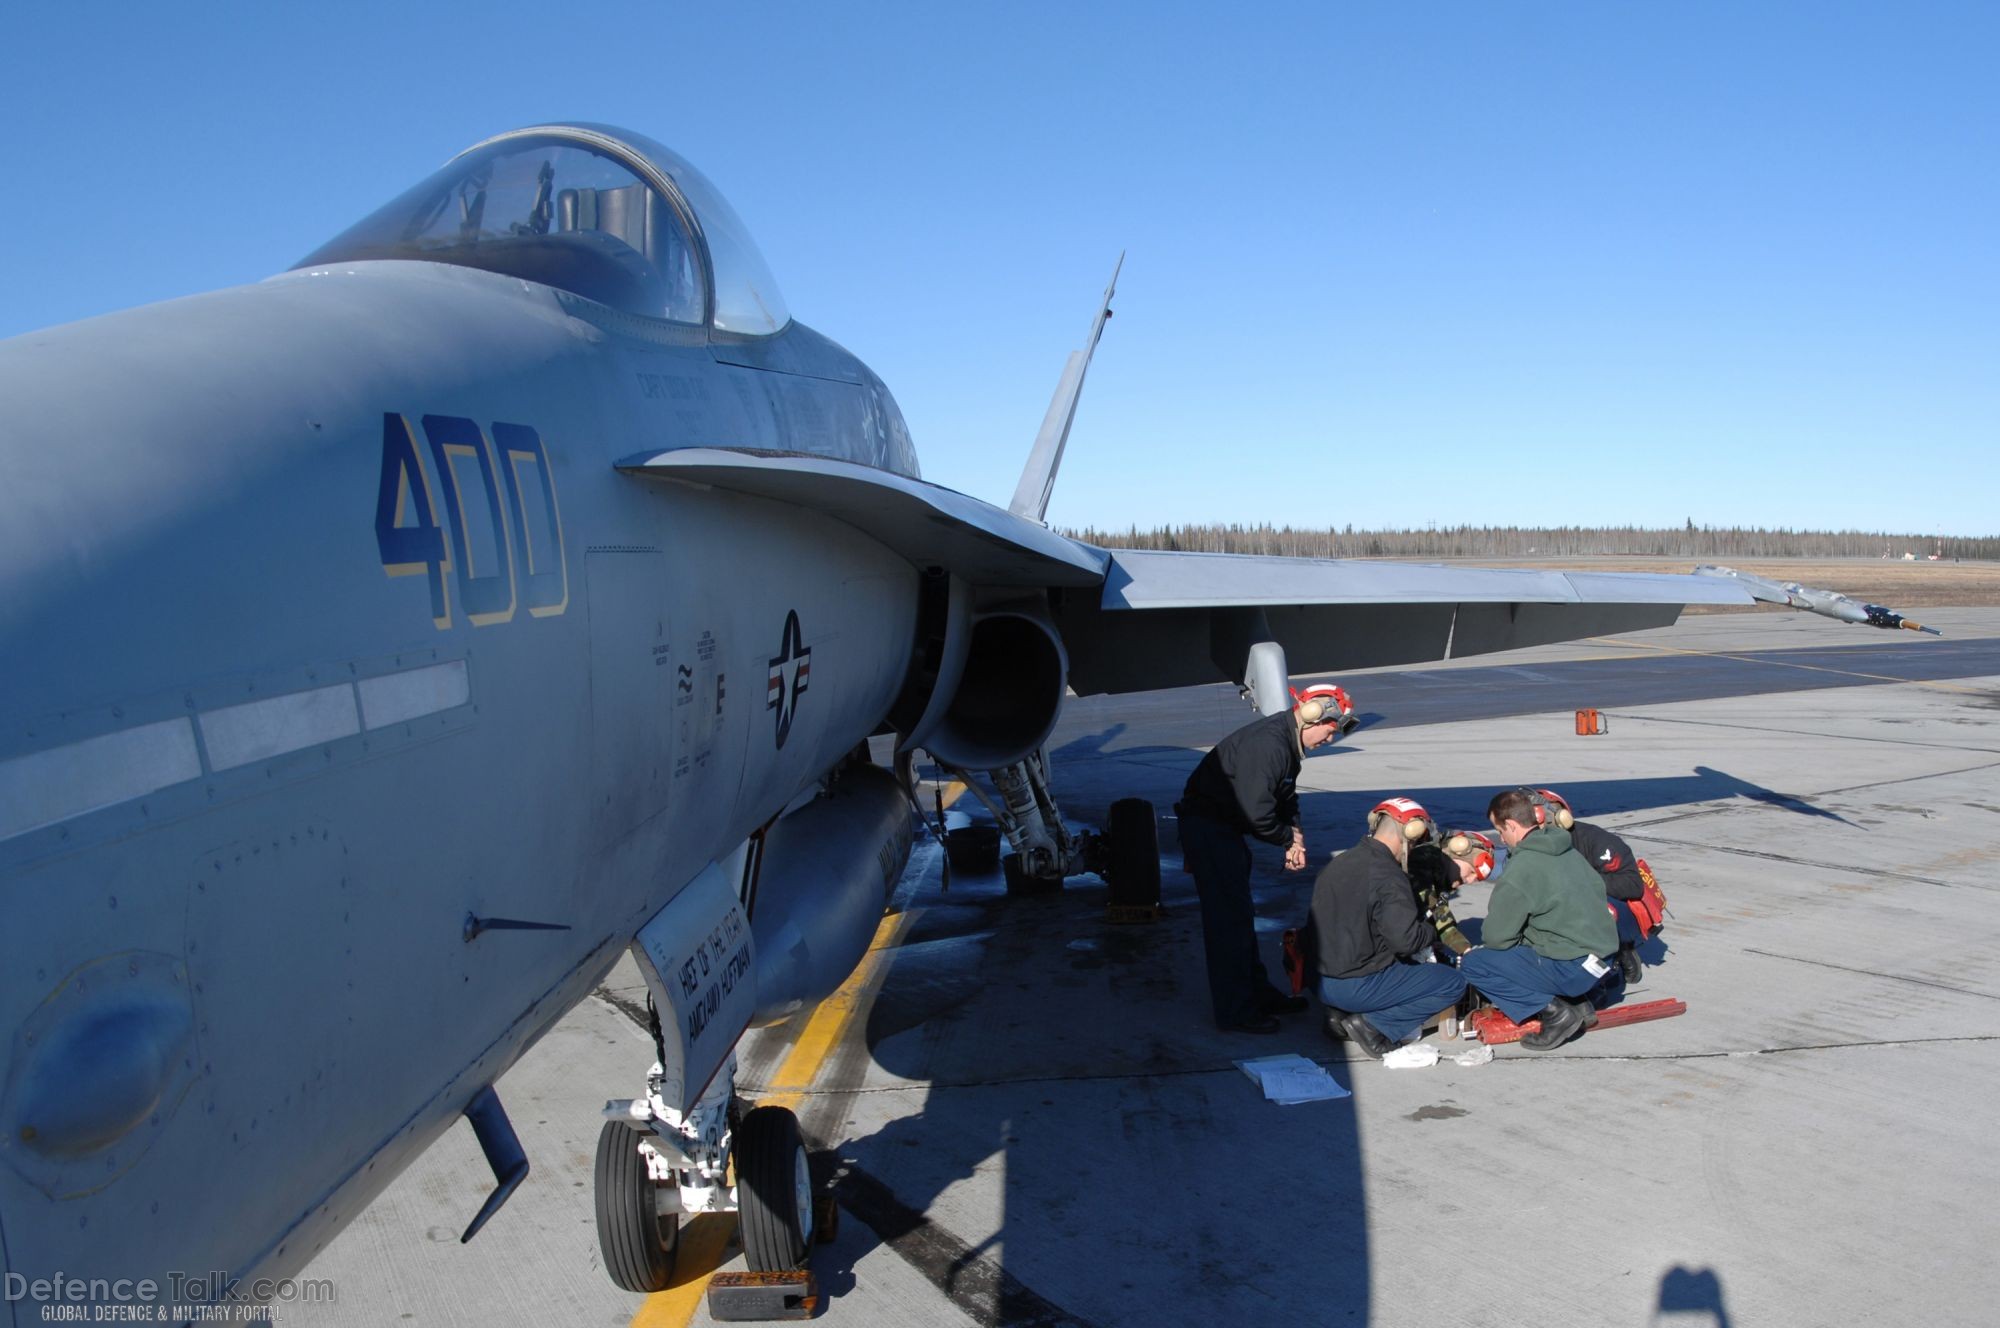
593, 1120, 679, 1292
1003, 852, 1060, 895
737, 1105, 813, 1272
1105, 797, 1161, 907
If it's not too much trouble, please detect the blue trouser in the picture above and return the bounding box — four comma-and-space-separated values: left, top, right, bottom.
1179, 810, 1282, 1025
1460, 945, 1602, 1023
1611, 899, 1645, 947
1318, 963, 1468, 1043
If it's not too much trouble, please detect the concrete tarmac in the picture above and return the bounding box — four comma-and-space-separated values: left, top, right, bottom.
301, 609, 2000, 1328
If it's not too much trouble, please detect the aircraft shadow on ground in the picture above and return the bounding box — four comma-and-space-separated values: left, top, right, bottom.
865, 731, 1820, 1321
837, 867, 1372, 1327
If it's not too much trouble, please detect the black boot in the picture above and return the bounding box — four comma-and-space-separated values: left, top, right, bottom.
1618, 943, 1644, 985
1220, 1012, 1282, 1034
1261, 988, 1309, 1015
1520, 999, 1584, 1051
1339, 1012, 1397, 1059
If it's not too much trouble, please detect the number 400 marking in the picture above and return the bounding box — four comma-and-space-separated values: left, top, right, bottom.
374, 412, 569, 630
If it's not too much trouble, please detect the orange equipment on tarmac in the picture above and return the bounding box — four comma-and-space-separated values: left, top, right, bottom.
1467, 998, 1688, 1045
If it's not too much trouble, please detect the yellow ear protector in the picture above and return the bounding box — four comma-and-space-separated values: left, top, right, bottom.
1367, 797, 1431, 842
1516, 787, 1575, 831
1442, 829, 1497, 879
1293, 684, 1352, 727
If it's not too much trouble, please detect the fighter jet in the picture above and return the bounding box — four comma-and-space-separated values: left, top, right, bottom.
0, 123, 1931, 1314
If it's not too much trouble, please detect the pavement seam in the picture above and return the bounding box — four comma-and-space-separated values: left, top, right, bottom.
1599, 713, 2000, 758
1494, 1033, 2000, 1062
1582, 635, 1991, 694
743, 1030, 2000, 1097
1742, 947, 2000, 1002
1618, 835, 1988, 891
808, 1129, 1100, 1328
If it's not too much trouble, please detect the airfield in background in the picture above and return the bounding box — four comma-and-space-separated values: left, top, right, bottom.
306, 606, 2000, 1327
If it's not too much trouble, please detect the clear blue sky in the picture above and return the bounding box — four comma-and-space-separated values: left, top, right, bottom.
4, 2, 1994, 535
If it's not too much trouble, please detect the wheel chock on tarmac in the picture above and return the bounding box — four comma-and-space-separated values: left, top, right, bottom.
814, 1195, 839, 1244
1468, 997, 1687, 1045
707, 1270, 819, 1321
1575, 708, 1608, 735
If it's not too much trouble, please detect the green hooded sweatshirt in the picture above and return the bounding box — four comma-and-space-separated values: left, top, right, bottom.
1483, 825, 1619, 960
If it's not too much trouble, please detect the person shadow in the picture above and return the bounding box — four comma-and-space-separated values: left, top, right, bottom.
1654, 1265, 1734, 1326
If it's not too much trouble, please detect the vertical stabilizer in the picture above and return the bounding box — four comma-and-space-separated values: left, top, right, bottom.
1008, 255, 1123, 523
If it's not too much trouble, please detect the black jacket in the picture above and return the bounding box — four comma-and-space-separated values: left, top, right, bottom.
1308, 837, 1436, 980
1178, 709, 1302, 848
1570, 820, 1645, 901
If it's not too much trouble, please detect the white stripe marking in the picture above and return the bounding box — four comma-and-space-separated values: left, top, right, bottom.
201, 684, 360, 772
0, 718, 202, 841
358, 660, 470, 729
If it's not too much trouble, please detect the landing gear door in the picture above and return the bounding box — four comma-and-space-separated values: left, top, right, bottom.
630, 862, 757, 1116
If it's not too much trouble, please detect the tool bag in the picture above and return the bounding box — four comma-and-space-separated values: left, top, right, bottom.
1626, 859, 1668, 937
1283, 924, 1311, 996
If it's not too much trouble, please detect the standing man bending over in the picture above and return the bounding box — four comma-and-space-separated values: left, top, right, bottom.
1460, 788, 1620, 1051
1309, 798, 1469, 1058
1177, 685, 1353, 1033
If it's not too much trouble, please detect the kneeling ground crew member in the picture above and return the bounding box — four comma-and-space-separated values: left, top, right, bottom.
1308, 798, 1468, 1058
1460, 788, 1620, 1051
1177, 685, 1352, 1033
1536, 789, 1651, 985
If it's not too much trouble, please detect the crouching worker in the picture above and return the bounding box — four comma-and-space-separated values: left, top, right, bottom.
1460, 788, 1621, 1051
1309, 798, 1469, 1058
1405, 833, 1477, 958
1533, 789, 1659, 985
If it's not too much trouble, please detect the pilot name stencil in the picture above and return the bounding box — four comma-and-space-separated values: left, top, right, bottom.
680, 909, 751, 1046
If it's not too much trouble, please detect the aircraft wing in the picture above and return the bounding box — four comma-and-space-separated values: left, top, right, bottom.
618, 447, 1107, 588
615, 451, 1929, 699
1052, 549, 1758, 695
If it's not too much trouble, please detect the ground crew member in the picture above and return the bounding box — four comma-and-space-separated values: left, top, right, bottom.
1459, 788, 1620, 1050
1440, 828, 1497, 889
1404, 835, 1475, 957
1535, 789, 1652, 985
1177, 684, 1352, 1033
1308, 798, 1469, 1058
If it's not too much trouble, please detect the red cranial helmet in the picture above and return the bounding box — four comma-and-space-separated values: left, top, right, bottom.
1292, 684, 1356, 734
1367, 796, 1432, 843
1535, 788, 1575, 830
1442, 829, 1497, 880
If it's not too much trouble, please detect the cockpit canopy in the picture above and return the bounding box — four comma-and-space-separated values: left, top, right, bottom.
294, 124, 789, 335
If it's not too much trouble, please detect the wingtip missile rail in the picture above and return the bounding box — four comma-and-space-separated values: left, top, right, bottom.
1694, 564, 1943, 635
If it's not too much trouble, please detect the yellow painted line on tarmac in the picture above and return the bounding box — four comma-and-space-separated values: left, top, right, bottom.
761, 904, 920, 1112
629, 777, 960, 1327
628, 1213, 740, 1328
1583, 636, 1982, 695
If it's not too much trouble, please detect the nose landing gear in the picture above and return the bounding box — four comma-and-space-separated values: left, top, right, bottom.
594, 1053, 817, 1293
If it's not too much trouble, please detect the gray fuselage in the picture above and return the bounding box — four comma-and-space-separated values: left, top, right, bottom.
0, 257, 922, 1296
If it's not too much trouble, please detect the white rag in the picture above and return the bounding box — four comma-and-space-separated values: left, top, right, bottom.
1382, 1043, 1441, 1069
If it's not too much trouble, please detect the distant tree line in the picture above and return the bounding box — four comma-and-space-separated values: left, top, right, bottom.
1060, 522, 1999, 561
